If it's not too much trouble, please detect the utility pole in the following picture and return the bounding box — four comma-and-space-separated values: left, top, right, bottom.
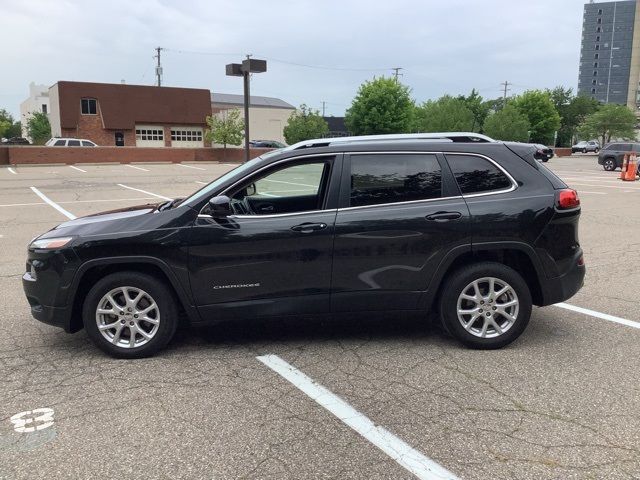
392, 67, 403, 83
321, 101, 326, 117
501, 81, 511, 108
154, 47, 164, 87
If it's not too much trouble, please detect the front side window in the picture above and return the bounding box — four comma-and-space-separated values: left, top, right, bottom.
81, 141, 94, 146
81, 98, 97, 115
349, 154, 442, 207
447, 154, 513, 195
54, 139, 65, 146
229, 160, 330, 215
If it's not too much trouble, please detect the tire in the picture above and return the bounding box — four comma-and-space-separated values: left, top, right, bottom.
603, 158, 616, 171
594, 148, 599, 154
542, 158, 549, 163
82, 272, 179, 358
582, 148, 587, 153
439, 262, 532, 350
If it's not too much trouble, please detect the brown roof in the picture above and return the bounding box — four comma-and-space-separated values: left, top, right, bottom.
54, 81, 212, 130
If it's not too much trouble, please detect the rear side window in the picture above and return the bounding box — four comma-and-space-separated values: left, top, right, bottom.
67, 140, 81, 146
350, 154, 441, 207
54, 139, 66, 146
446, 154, 513, 195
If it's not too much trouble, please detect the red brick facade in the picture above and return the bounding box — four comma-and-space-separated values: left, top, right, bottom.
0, 146, 271, 165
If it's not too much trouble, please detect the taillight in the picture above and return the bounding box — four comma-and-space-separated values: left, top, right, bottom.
557, 189, 580, 209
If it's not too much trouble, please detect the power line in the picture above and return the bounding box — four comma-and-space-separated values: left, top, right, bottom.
501, 80, 511, 107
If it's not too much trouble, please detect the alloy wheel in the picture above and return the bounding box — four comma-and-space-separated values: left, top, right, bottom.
95, 286, 160, 348
456, 277, 519, 339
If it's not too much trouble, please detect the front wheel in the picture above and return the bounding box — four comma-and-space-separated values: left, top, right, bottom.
439, 262, 532, 349
603, 158, 616, 171
82, 272, 179, 358
582, 148, 587, 153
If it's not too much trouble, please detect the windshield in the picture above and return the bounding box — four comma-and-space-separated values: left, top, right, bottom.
179, 154, 273, 206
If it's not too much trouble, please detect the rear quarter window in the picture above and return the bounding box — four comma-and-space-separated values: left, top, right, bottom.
445, 154, 513, 195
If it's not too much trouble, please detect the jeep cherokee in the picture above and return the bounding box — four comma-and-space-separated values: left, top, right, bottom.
23, 133, 585, 358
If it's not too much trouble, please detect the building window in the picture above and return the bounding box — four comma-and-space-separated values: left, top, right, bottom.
595, 44, 600, 50
593, 70, 598, 76
170, 129, 203, 142
598, 8, 602, 14
42, 104, 47, 114
597, 18, 602, 24
135, 128, 164, 141
596, 36, 600, 41
594, 62, 599, 67
592, 80, 597, 85
597, 27, 602, 33
592, 88, 596, 94
595, 53, 599, 59
81, 98, 97, 115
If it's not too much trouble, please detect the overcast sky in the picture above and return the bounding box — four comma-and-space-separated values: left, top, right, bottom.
1, 0, 588, 119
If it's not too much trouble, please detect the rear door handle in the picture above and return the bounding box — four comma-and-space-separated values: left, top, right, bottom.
291, 222, 328, 233
425, 211, 462, 222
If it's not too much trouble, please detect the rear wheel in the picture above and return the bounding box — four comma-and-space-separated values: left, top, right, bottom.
594, 148, 600, 153
603, 158, 616, 171
439, 262, 532, 349
82, 272, 178, 358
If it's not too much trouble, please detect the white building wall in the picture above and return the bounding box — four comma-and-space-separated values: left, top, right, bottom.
212, 105, 294, 147
20, 82, 51, 139
48, 84, 61, 138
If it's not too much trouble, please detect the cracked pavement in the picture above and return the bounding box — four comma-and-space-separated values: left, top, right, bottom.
1, 157, 639, 479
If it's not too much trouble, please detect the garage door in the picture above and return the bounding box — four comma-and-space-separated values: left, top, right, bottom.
171, 127, 204, 148
135, 126, 165, 147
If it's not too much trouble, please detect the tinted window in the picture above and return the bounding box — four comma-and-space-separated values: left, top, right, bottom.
81, 141, 94, 146
81, 98, 97, 115
54, 140, 66, 146
350, 154, 441, 207
67, 140, 81, 146
447, 154, 512, 195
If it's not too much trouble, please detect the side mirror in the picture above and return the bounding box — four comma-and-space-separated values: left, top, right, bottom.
207, 195, 232, 217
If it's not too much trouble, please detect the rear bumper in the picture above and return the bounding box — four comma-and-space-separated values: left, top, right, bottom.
538, 250, 585, 306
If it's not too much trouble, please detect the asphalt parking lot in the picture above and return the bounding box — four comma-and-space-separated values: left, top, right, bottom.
1, 154, 640, 480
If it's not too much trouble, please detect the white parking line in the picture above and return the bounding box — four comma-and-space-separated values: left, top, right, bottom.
69, 165, 87, 173
555, 303, 640, 330
178, 163, 206, 171
195, 181, 208, 185
117, 183, 172, 201
257, 354, 458, 480
8, 167, 17, 175
263, 178, 316, 188
566, 182, 639, 191
29, 187, 77, 220
125, 164, 150, 172
578, 191, 607, 195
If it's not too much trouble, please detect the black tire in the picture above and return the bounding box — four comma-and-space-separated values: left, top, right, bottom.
82, 272, 179, 358
439, 262, 532, 350
582, 148, 587, 153
594, 148, 599, 154
542, 158, 549, 163
603, 158, 616, 171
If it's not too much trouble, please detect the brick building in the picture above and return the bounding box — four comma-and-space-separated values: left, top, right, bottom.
48, 81, 212, 147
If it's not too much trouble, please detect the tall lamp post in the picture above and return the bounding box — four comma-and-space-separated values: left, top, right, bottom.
225, 57, 267, 162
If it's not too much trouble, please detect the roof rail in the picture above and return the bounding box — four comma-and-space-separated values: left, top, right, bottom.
287, 132, 495, 151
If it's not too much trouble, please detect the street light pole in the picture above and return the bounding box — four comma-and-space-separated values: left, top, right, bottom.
226, 56, 267, 162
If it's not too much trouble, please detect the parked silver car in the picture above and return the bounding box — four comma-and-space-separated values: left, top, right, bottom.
571, 140, 600, 154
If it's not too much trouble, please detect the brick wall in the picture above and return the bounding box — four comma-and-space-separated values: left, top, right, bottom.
0, 146, 271, 165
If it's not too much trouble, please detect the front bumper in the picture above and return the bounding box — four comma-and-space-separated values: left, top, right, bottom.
22, 247, 81, 333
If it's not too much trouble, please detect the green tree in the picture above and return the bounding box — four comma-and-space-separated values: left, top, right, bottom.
546, 87, 600, 146
345, 77, 414, 135
578, 104, 637, 146
26, 112, 51, 145
457, 89, 490, 132
0, 109, 21, 139
205, 109, 244, 154
283, 104, 329, 144
413, 95, 475, 132
482, 104, 531, 142
511, 90, 561, 144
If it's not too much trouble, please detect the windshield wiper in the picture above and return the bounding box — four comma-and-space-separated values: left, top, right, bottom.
158, 198, 183, 211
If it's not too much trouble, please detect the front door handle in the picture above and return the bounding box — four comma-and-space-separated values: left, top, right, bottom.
426, 211, 462, 222
291, 222, 328, 233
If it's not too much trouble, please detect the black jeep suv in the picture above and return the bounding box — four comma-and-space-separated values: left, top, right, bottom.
23, 133, 585, 358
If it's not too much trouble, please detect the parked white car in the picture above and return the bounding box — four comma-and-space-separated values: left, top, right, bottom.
45, 138, 97, 147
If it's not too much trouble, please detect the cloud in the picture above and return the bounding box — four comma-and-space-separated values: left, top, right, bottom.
0, 0, 587, 118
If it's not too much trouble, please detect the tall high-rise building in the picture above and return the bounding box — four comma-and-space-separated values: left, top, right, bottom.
578, 0, 640, 110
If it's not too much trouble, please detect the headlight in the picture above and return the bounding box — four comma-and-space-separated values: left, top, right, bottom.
30, 237, 73, 249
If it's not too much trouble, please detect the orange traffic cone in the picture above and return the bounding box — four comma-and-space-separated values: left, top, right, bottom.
624, 153, 638, 181
620, 153, 629, 180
